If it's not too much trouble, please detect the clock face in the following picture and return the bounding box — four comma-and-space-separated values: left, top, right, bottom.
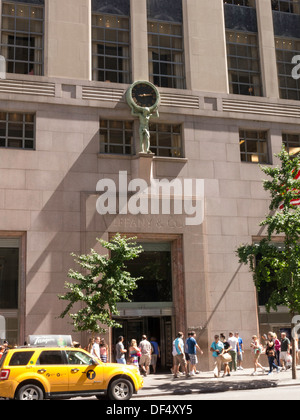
131, 83, 158, 109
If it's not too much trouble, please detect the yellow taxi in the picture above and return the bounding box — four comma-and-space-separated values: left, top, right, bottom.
0, 346, 143, 400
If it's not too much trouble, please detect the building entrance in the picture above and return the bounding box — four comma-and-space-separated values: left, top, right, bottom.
112, 316, 173, 370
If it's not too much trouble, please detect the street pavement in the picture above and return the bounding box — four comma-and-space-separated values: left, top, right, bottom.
133, 367, 300, 399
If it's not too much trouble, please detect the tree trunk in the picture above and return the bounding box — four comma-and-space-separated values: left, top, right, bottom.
291, 315, 297, 380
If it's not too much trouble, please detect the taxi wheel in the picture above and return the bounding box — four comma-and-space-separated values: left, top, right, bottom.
16, 384, 44, 401
108, 378, 133, 401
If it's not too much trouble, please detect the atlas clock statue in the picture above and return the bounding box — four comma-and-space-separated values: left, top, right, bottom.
126, 81, 160, 154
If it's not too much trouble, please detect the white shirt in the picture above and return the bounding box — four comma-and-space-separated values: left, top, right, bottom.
91, 342, 100, 358
227, 336, 239, 353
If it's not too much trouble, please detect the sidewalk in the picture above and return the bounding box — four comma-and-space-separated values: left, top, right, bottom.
134, 367, 300, 399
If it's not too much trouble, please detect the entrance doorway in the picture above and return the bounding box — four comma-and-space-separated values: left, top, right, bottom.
112, 316, 173, 371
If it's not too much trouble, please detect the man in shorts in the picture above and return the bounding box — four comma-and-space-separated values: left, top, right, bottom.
173, 332, 189, 378
280, 332, 291, 370
139, 335, 152, 376
186, 331, 203, 376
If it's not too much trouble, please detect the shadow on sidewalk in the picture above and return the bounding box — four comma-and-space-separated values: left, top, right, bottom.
141, 377, 278, 396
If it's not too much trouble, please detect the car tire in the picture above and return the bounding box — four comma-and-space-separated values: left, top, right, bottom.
107, 378, 133, 401
16, 384, 44, 400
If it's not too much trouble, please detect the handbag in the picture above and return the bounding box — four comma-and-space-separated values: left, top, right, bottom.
220, 353, 232, 363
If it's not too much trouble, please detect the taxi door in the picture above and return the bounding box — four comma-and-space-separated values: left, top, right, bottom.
66, 350, 104, 393
33, 350, 69, 393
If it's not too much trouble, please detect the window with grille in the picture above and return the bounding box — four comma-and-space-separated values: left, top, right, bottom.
0, 112, 35, 149
150, 123, 182, 158
92, 0, 131, 84
100, 120, 133, 155
239, 130, 269, 163
147, 0, 185, 89
0, 0, 44, 75
226, 31, 262, 96
272, 0, 300, 14
275, 38, 300, 100
282, 133, 300, 156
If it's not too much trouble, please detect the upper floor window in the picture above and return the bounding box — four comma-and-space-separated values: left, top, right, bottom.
272, 0, 300, 14
147, 0, 185, 89
239, 129, 269, 163
0, 0, 44, 75
92, 0, 131, 84
150, 122, 182, 157
275, 38, 300, 100
0, 112, 35, 149
100, 120, 133, 155
226, 31, 262, 96
282, 133, 300, 156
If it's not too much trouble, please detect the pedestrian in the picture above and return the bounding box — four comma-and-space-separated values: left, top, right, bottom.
266, 332, 280, 375
0, 345, 3, 360
274, 333, 281, 367
129, 339, 140, 369
173, 332, 189, 379
235, 332, 244, 370
100, 338, 109, 363
186, 331, 203, 376
115, 336, 127, 364
210, 335, 224, 378
280, 332, 291, 370
91, 336, 101, 359
227, 332, 238, 372
220, 334, 232, 377
86, 337, 94, 354
72, 341, 81, 348
250, 335, 265, 376
139, 335, 152, 376
150, 337, 160, 374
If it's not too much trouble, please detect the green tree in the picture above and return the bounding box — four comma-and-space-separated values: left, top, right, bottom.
237, 146, 300, 379
58, 234, 143, 335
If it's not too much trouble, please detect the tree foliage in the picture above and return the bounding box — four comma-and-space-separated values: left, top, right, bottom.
237, 146, 300, 315
58, 234, 143, 334
237, 146, 300, 378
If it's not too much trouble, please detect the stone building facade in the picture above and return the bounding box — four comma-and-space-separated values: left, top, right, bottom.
0, 0, 299, 369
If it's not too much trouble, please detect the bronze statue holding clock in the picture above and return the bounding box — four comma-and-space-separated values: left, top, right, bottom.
126, 81, 160, 154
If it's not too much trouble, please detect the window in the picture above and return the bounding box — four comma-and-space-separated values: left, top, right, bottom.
272, 0, 300, 13
223, 0, 255, 6
9, 351, 34, 366
100, 120, 133, 155
226, 31, 262, 96
125, 243, 172, 303
275, 38, 300, 100
0, 112, 34, 149
239, 130, 269, 163
92, 0, 130, 83
150, 123, 182, 157
1, 0, 44, 75
66, 351, 94, 365
283, 133, 300, 155
147, 0, 185, 89
37, 351, 65, 365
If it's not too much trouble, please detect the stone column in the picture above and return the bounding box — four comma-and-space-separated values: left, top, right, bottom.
256, 0, 279, 98
182, 0, 228, 93
130, 0, 149, 82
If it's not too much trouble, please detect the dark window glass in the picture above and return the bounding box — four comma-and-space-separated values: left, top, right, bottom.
272, 0, 300, 14
275, 38, 300, 100
100, 120, 133, 155
92, 0, 130, 16
9, 351, 34, 366
125, 244, 173, 303
147, 0, 183, 23
0, 248, 19, 309
37, 351, 65, 365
